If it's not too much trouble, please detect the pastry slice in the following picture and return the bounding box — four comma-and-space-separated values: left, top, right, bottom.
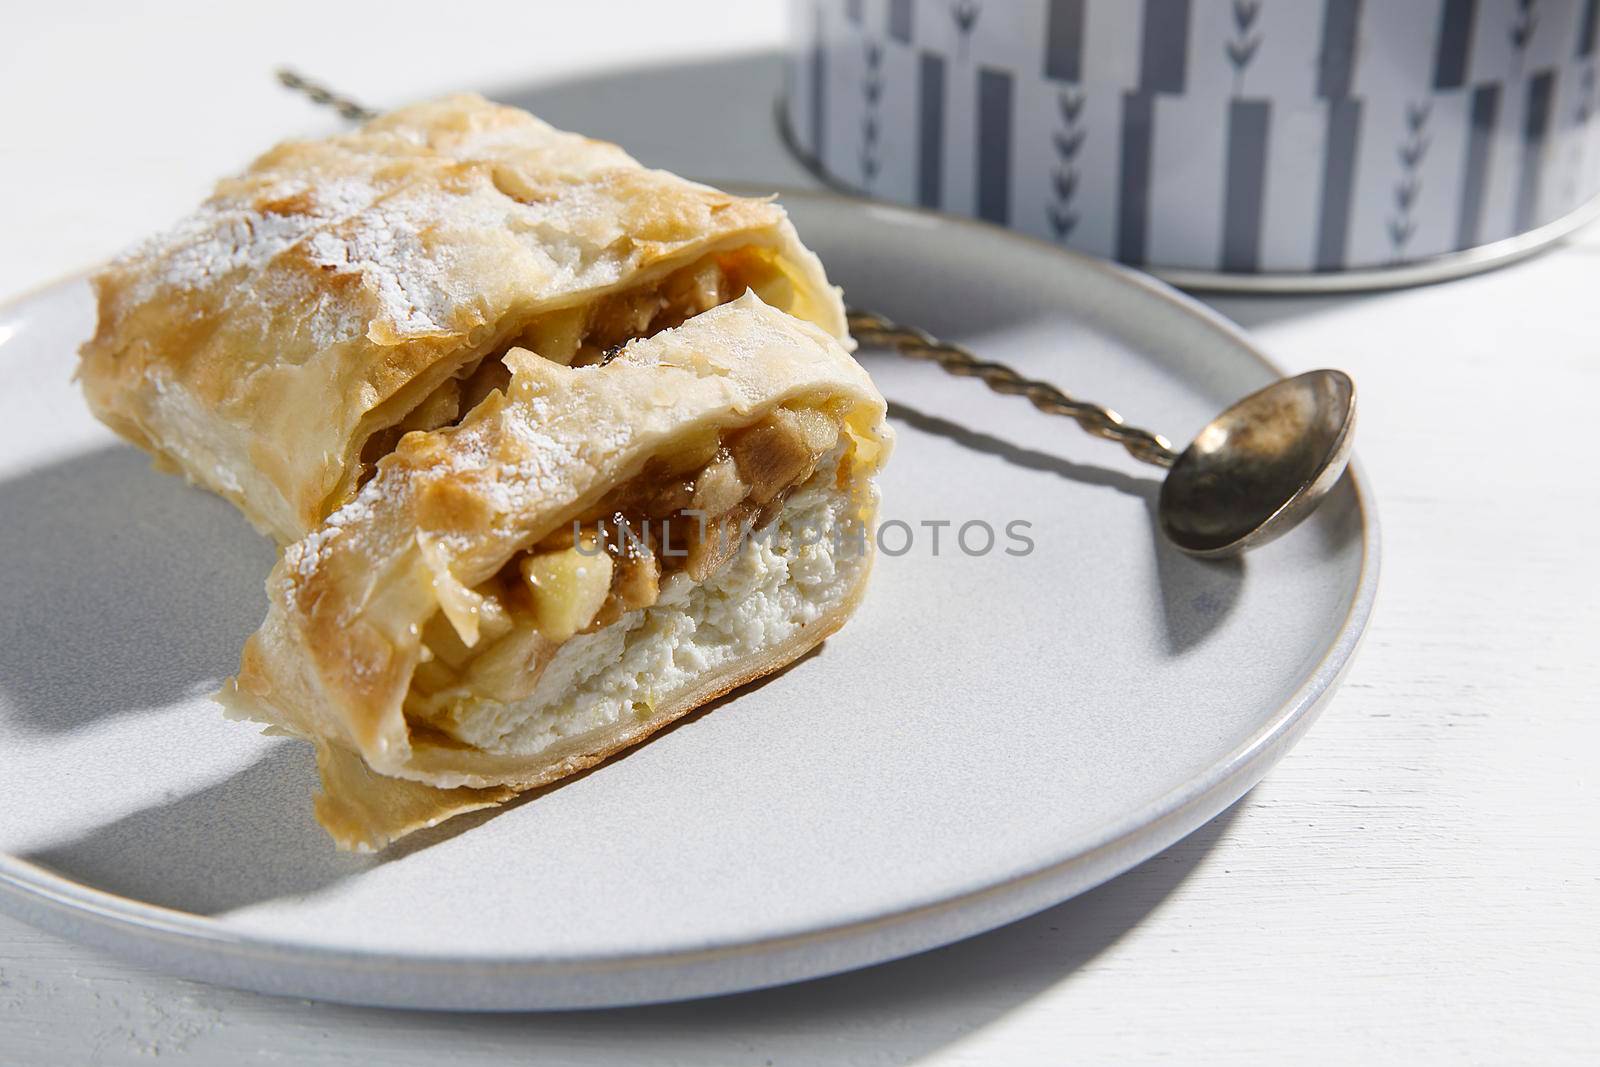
78, 94, 848, 543
220, 294, 892, 849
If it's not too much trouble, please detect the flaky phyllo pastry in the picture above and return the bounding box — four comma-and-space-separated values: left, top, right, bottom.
79, 94, 850, 544
76, 96, 892, 849
224, 295, 888, 848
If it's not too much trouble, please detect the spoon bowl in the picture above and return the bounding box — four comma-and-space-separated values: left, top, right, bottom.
1158, 369, 1357, 558
841, 306, 1358, 559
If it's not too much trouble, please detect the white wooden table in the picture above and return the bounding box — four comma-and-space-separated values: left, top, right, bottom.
3, 3, 1595, 1062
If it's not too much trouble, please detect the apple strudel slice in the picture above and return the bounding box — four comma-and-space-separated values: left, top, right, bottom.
220, 293, 892, 850
78, 94, 848, 543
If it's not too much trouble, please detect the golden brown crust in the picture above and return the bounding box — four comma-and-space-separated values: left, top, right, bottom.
311, 742, 517, 853
219, 295, 891, 849
78, 94, 847, 543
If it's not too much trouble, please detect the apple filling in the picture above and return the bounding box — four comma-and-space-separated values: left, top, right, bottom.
356, 248, 795, 487
403, 403, 845, 732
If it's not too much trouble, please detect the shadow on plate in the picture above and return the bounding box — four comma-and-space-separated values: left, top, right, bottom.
0, 446, 274, 735
7, 427, 1251, 920
22, 741, 379, 912
888, 400, 1244, 653
19, 641, 828, 915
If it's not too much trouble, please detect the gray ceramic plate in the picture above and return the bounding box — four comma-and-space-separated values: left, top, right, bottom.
0, 192, 1377, 1011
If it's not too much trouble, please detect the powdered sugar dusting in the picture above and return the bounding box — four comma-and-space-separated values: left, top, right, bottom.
101, 96, 741, 360
285, 525, 343, 582
122, 176, 381, 306
301, 190, 485, 343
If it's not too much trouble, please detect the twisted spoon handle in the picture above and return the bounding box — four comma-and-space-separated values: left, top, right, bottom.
273, 69, 1178, 470
846, 310, 1177, 469
275, 69, 377, 122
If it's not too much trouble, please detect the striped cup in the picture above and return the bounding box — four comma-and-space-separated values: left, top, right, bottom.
783, 0, 1600, 284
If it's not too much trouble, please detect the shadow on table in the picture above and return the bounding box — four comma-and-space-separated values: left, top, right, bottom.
1199, 292, 1370, 331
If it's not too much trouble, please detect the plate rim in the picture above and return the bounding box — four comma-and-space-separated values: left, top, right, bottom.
0, 191, 1381, 1004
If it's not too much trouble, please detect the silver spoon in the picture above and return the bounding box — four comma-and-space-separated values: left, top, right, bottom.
847, 310, 1356, 558
274, 70, 1357, 559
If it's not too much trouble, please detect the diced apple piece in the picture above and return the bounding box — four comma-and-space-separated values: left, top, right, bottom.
421, 590, 513, 669
613, 552, 661, 613
460, 626, 558, 704
518, 305, 591, 366
692, 448, 749, 517
731, 407, 839, 504
684, 510, 748, 582
520, 544, 615, 642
